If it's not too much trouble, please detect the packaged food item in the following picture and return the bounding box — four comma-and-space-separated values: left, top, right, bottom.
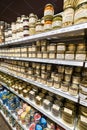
35, 20, 43, 34
75, 51, 86, 60
65, 51, 75, 60
69, 84, 79, 96
44, 20, 52, 31
43, 99, 51, 111
57, 43, 66, 51
51, 104, 60, 117
52, 15, 62, 29
61, 82, 69, 92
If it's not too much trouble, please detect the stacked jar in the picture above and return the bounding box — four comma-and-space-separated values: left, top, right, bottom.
23, 16, 29, 37
62, 0, 75, 27
44, 4, 54, 31
29, 13, 37, 35
74, 0, 87, 24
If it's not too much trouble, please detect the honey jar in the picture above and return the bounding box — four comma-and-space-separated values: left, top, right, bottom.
64, 74, 71, 82
49, 52, 56, 59
65, 66, 73, 74
72, 75, 81, 84
54, 73, 63, 82
47, 79, 53, 87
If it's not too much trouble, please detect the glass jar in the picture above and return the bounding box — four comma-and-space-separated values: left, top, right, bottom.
74, 2, 87, 24
65, 51, 75, 60
64, 74, 71, 82
69, 84, 79, 96
53, 81, 61, 89
75, 51, 86, 60
56, 51, 65, 60
47, 79, 53, 87
43, 52, 49, 59
65, 66, 73, 74
49, 52, 56, 59
43, 99, 51, 111
44, 20, 52, 31
57, 43, 66, 51
44, 4, 54, 20
29, 13, 37, 26
29, 25, 35, 35
35, 20, 43, 34
61, 81, 70, 92
57, 66, 65, 73
62, 7, 74, 27
72, 75, 81, 84
77, 43, 86, 51
51, 104, 60, 117
67, 44, 76, 51
80, 80, 87, 93
54, 73, 63, 82
29, 90, 35, 100
52, 15, 62, 29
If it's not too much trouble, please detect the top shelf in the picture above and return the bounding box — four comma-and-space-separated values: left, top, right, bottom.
0, 23, 87, 48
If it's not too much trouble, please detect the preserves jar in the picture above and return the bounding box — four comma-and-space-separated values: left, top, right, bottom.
44, 20, 52, 31
80, 80, 87, 93
54, 73, 63, 82
49, 52, 56, 59
52, 15, 62, 29
43, 52, 49, 59
61, 81, 70, 92
62, 7, 74, 27
72, 75, 81, 84
35, 20, 43, 34
74, 3, 87, 24
47, 79, 53, 87
57, 66, 65, 73
48, 44, 57, 52
53, 81, 61, 89
64, 74, 71, 82
67, 44, 76, 51
65, 66, 73, 74
44, 4, 54, 20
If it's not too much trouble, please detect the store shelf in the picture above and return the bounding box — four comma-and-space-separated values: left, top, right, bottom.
0, 84, 75, 130
0, 111, 16, 130
79, 99, 87, 107
0, 99, 27, 130
0, 68, 79, 102
0, 23, 87, 47
0, 56, 84, 66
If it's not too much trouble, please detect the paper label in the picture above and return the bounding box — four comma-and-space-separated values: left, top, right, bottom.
57, 46, 65, 51
64, 108, 72, 115
76, 54, 86, 60
52, 104, 60, 111
52, 21, 62, 28
57, 54, 64, 59
44, 10, 54, 16
81, 116, 87, 123
65, 54, 74, 60
44, 24, 52, 30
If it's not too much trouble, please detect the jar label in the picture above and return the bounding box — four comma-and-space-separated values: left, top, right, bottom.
29, 17, 36, 24
64, 108, 72, 115
23, 30, 29, 35
52, 104, 60, 111
44, 10, 54, 16
65, 54, 74, 60
44, 24, 52, 30
57, 54, 64, 59
81, 116, 87, 123
63, 8, 74, 23
57, 46, 65, 51
74, 9, 87, 21
52, 21, 62, 28
76, 54, 86, 60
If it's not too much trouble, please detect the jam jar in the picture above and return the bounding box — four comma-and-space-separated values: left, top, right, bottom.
52, 15, 62, 29
44, 4, 54, 20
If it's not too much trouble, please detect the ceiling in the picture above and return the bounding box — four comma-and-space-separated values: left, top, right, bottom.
0, 0, 63, 23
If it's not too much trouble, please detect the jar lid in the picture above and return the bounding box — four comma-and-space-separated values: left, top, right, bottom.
45, 3, 54, 8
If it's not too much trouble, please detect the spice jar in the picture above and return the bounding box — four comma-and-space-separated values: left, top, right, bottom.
61, 82, 70, 92
44, 20, 52, 31
52, 15, 62, 29
74, 3, 87, 24
72, 75, 81, 84
35, 20, 43, 34
57, 43, 66, 51
65, 51, 75, 60
65, 66, 73, 74
56, 51, 65, 59
29, 13, 37, 26
75, 51, 86, 60
69, 84, 79, 96
62, 7, 74, 27
44, 4, 54, 20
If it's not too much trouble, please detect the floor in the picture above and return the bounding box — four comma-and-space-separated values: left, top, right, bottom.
0, 113, 12, 130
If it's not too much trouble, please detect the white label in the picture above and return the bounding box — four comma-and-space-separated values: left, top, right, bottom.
44, 99, 50, 105
57, 54, 64, 59
76, 54, 86, 60
52, 21, 62, 28
65, 54, 74, 60
44, 24, 52, 30
23, 30, 29, 35
52, 104, 60, 111
44, 10, 54, 16
81, 115, 87, 123
29, 17, 36, 24
30, 91, 35, 95
36, 96, 41, 101
57, 46, 65, 51
63, 8, 74, 23
64, 108, 72, 115
74, 9, 87, 21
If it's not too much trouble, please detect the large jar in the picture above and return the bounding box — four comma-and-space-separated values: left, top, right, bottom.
44, 4, 54, 20
52, 15, 62, 29
74, 2, 87, 24
62, 7, 74, 27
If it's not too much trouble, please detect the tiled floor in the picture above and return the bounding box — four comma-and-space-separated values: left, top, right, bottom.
0, 113, 12, 130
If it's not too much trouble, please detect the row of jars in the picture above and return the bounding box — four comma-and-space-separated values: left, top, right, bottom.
0, 72, 87, 130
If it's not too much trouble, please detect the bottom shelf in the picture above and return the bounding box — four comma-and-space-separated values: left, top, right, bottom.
0, 111, 16, 130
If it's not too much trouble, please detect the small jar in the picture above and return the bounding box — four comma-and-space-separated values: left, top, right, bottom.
62, 7, 74, 27
29, 90, 35, 100
41, 64, 46, 70
43, 52, 49, 59
49, 52, 56, 59
47, 79, 53, 87
44, 20, 52, 31
35, 20, 43, 34
35, 96, 42, 106
75, 51, 86, 60
29, 25, 35, 35
51, 104, 60, 117
56, 51, 65, 59
65, 51, 75, 60
37, 52, 42, 58
23, 26, 29, 37
69, 84, 79, 96
72, 75, 81, 84
29, 13, 37, 26
61, 82, 70, 92
78, 115, 87, 130
44, 4, 54, 20
41, 78, 47, 85
43, 99, 51, 111
54, 73, 63, 82
77, 43, 86, 51
53, 81, 61, 89
41, 45, 47, 51
80, 80, 87, 93
48, 44, 57, 52
57, 66, 65, 73
57, 43, 66, 51
63, 0, 74, 9
46, 64, 52, 71
52, 15, 62, 29
67, 44, 76, 51
65, 66, 73, 74
64, 74, 71, 82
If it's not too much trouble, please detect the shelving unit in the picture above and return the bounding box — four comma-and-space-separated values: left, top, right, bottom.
0, 68, 79, 102
0, 82, 75, 130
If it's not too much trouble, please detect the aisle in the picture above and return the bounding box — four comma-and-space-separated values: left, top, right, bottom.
0, 113, 12, 130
